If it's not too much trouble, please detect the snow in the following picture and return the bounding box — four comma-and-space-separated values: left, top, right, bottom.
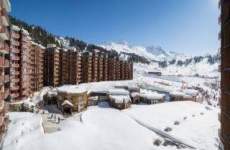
109, 95, 131, 103
3, 101, 220, 150
3, 113, 44, 150
100, 42, 189, 62
11, 25, 20, 31
61, 100, 74, 107
140, 89, 165, 99
108, 88, 129, 95
124, 101, 220, 150
57, 85, 87, 94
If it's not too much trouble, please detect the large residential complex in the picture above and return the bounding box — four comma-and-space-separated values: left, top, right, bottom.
0, 0, 133, 140
0, 0, 10, 140
44, 47, 133, 87
220, 0, 230, 149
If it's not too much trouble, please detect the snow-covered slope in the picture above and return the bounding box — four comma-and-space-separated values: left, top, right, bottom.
100, 42, 189, 62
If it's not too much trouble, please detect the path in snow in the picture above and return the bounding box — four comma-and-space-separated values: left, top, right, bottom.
132, 118, 196, 149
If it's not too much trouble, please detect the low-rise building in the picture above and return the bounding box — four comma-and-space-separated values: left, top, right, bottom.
108, 88, 131, 109
57, 86, 88, 113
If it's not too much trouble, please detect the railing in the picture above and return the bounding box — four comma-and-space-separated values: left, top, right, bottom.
4, 76, 9, 83
0, 57, 4, 66
4, 59, 9, 67
0, 100, 4, 111
0, 8, 9, 26
0, 26, 9, 40
11, 32, 20, 39
11, 63, 20, 68
11, 40, 20, 46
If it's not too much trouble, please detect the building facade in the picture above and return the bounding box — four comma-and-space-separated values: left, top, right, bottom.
19, 29, 32, 99
30, 42, 44, 92
10, 25, 20, 101
220, 0, 230, 149
82, 52, 92, 83
0, 0, 11, 140
44, 44, 60, 87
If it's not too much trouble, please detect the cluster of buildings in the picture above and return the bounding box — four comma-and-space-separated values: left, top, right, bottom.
0, 0, 133, 142
8, 33, 133, 102
42, 82, 200, 115
44, 45, 133, 87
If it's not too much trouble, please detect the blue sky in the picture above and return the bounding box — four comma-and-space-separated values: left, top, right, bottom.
11, 0, 219, 55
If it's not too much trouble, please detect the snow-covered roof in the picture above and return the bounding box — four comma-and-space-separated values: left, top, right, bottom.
183, 89, 198, 96
62, 100, 74, 107
109, 95, 131, 104
140, 93, 164, 100
58, 85, 87, 94
38, 44, 45, 49
170, 91, 187, 97
21, 28, 29, 35
11, 25, 20, 32
130, 92, 140, 97
47, 90, 58, 97
108, 89, 129, 95
47, 44, 57, 48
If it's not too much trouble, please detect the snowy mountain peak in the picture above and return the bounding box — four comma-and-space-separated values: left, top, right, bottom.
100, 42, 188, 62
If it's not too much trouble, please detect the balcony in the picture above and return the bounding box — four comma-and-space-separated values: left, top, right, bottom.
11, 32, 20, 39
1, 8, 9, 26
10, 84, 20, 90
11, 63, 19, 68
0, 26, 9, 41
4, 59, 9, 67
11, 40, 20, 46
11, 55, 20, 61
0, 43, 9, 54
0, 100, 4, 111
2, 0, 11, 13
4, 89, 9, 99
10, 93, 19, 98
0, 57, 4, 67
4, 75, 9, 83
0, 76, 3, 85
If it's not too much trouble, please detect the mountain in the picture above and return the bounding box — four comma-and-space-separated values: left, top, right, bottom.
10, 16, 220, 70
100, 42, 190, 62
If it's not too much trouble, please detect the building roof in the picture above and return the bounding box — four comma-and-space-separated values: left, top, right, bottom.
57, 85, 87, 94
47, 44, 57, 48
140, 92, 164, 100
108, 88, 129, 95
62, 100, 74, 107
109, 95, 131, 104
11, 25, 20, 32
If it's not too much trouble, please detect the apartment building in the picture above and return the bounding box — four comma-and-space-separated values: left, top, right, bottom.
10, 25, 20, 101
30, 42, 44, 92
97, 52, 104, 81
68, 49, 77, 84
76, 51, 82, 84
116, 60, 121, 80
108, 56, 117, 81
59, 49, 69, 85
0, 0, 11, 140
82, 52, 93, 83
92, 50, 99, 82
120, 60, 125, 80
44, 44, 60, 87
19, 29, 32, 99
103, 53, 108, 81
220, 0, 230, 149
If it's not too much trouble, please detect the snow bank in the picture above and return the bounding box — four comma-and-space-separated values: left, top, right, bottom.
124, 101, 220, 150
